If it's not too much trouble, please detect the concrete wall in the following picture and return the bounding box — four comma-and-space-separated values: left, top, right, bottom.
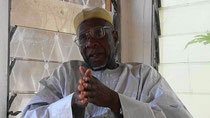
121, 0, 152, 65
10, 0, 82, 34
159, 0, 210, 117
0, 0, 9, 117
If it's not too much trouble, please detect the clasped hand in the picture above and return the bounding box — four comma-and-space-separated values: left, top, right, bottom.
72, 66, 120, 112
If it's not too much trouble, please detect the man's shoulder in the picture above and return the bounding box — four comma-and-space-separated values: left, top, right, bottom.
122, 62, 156, 73
123, 62, 152, 69
59, 60, 85, 69
63, 60, 85, 66
50, 60, 86, 73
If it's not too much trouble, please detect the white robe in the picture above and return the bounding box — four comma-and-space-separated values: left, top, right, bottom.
22, 60, 192, 118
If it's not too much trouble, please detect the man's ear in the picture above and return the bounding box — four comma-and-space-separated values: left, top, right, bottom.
112, 30, 118, 46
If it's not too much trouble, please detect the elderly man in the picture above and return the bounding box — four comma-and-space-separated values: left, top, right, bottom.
22, 8, 192, 118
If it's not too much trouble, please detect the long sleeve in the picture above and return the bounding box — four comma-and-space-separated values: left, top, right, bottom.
22, 93, 74, 118
22, 63, 78, 118
117, 64, 192, 118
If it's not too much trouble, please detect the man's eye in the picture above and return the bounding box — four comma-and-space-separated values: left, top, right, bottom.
79, 34, 87, 43
94, 28, 104, 38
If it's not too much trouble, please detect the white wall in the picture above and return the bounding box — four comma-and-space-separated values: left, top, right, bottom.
159, 0, 210, 117
121, 0, 152, 65
0, 0, 9, 117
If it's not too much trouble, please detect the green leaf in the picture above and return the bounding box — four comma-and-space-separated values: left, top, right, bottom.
194, 35, 206, 37
185, 33, 210, 49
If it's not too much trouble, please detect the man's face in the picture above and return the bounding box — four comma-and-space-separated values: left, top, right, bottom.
77, 18, 117, 70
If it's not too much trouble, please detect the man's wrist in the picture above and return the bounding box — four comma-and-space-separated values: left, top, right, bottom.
109, 91, 121, 113
71, 93, 85, 110
72, 93, 85, 117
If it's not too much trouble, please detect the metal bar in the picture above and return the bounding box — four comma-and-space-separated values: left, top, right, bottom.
111, 0, 117, 11
9, 25, 17, 42
7, 0, 11, 117
8, 93, 17, 110
8, 111, 21, 116
111, 0, 121, 63
14, 25, 76, 36
116, 0, 121, 63
158, 0, 161, 8
10, 90, 37, 95
10, 57, 63, 64
8, 58, 16, 76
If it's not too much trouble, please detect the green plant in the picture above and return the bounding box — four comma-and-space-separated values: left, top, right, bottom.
185, 33, 210, 49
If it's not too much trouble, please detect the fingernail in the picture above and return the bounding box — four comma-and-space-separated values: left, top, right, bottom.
78, 86, 80, 90
81, 100, 85, 104
79, 94, 83, 99
84, 83, 87, 87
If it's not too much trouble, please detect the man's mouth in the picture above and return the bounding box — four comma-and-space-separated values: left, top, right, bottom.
89, 53, 104, 59
86, 49, 106, 62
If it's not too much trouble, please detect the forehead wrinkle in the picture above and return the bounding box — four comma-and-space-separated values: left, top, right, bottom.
77, 18, 113, 34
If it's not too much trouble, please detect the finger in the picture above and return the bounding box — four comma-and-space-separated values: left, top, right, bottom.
79, 92, 85, 99
79, 91, 90, 100
83, 91, 95, 98
83, 76, 91, 83
83, 83, 92, 90
85, 69, 92, 77
78, 84, 84, 91
81, 98, 88, 106
73, 92, 86, 108
84, 76, 98, 84
79, 66, 86, 75
79, 78, 85, 84
76, 95, 88, 107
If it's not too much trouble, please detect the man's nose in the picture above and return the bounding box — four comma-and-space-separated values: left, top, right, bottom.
86, 37, 99, 48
